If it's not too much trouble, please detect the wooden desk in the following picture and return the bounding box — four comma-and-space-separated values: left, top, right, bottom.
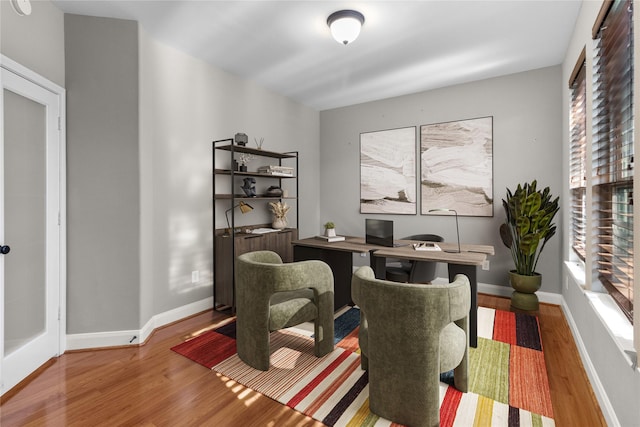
292, 237, 380, 310
292, 236, 494, 348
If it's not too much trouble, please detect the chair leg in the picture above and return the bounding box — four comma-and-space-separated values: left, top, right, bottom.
453, 347, 469, 393
314, 293, 335, 357
237, 321, 271, 371
369, 365, 439, 427
360, 352, 369, 370
454, 316, 469, 392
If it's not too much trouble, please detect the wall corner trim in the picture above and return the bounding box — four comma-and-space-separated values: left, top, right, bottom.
65, 297, 213, 351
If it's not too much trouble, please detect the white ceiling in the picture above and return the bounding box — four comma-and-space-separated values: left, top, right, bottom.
51, 0, 582, 111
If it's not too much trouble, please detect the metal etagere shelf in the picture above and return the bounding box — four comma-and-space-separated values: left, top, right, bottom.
212, 138, 299, 311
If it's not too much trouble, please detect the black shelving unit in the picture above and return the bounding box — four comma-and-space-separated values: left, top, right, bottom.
212, 138, 299, 311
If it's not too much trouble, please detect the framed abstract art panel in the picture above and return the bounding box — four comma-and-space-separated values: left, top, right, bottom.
420, 117, 493, 216
360, 126, 417, 214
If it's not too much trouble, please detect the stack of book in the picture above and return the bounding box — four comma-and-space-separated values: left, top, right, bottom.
315, 235, 345, 243
257, 165, 295, 176
413, 242, 441, 251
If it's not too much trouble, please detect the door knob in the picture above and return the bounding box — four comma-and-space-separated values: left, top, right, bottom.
0, 245, 10, 255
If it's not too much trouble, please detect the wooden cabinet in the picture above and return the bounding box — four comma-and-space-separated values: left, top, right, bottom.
212, 138, 298, 311
214, 228, 299, 309
266, 228, 297, 262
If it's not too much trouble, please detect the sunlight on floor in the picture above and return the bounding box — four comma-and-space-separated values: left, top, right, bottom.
183, 317, 235, 340
271, 348, 303, 370
198, 305, 358, 416
218, 373, 262, 407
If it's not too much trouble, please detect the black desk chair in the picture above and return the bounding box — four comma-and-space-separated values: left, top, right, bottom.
386, 234, 444, 284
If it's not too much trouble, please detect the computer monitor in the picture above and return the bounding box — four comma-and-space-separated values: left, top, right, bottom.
365, 219, 394, 247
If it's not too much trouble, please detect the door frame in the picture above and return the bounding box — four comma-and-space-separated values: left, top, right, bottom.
0, 55, 67, 393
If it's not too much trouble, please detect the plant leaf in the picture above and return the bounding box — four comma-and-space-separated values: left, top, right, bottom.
519, 233, 540, 256
500, 223, 512, 248
516, 216, 530, 235
524, 192, 542, 216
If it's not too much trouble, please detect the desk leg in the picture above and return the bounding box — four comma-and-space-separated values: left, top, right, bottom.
370, 251, 387, 279
448, 264, 478, 348
293, 245, 354, 310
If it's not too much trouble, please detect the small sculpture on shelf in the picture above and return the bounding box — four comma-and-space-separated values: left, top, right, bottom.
234, 132, 248, 146
265, 186, 283, 197
241, 177, 257, 197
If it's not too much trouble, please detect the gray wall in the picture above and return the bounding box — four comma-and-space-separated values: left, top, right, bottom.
64, 14, 141, 333
63, 15, 320, 333
1, 0, 65, 87
319, 66, 563, 293
138, 30, 320, 319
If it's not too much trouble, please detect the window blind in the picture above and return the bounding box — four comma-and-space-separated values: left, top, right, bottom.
592, 0, 634, 322
570, 53, 587, 260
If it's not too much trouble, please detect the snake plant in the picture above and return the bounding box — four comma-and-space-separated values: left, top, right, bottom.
500, 180, 559, 276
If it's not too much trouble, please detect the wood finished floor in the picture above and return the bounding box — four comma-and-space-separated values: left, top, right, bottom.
1, 294, 606, 426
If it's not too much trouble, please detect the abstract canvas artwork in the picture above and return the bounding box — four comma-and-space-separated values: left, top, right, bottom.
420, 117, 493, 216
360, 127, 416, 214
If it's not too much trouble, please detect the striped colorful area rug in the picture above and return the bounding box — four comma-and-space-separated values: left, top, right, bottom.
171, 307, 554, 426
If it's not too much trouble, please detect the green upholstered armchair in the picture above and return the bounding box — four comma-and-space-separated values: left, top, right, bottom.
235, 250, 335, 371
351, 266, 470, 427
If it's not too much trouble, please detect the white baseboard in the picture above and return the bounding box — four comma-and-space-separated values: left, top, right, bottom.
560, 299, 620, 427
432, 277, 564, 306
477, 281, 564, 305
65, 297, 213, 351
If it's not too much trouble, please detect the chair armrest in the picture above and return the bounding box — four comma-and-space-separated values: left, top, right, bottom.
237, 250, 283, 265
352, 266, 470, 325
271, 260, 334, 295
447, 274, 471, 322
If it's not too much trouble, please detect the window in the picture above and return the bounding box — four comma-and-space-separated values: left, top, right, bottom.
592, 0, 634, 322
569, 49, 587, 261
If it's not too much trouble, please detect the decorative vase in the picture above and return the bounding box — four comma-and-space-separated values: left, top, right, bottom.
325, 228, 336, 237
272, 217, 287, 230
509, 271, 542, 311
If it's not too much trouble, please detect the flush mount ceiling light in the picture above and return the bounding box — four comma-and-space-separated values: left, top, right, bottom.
327, 10, 365, 45
10, 0, 32, 16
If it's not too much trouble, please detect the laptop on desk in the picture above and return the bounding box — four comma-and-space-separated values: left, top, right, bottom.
365, 219, 408, 247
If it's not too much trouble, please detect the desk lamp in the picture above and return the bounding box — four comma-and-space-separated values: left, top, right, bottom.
225, 201, 254, 235
428, 208, 460, 253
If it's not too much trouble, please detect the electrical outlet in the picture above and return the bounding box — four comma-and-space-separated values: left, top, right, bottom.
482, 260, 490, 271
191, 270, 199, 283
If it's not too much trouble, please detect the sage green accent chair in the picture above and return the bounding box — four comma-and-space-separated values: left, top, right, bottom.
351, 266, 470, 427
235, 250, 335, 371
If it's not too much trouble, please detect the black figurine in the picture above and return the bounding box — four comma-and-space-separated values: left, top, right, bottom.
241, 177, 257, 197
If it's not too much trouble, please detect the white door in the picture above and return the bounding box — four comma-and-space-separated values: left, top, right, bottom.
0, 59, 63, 395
